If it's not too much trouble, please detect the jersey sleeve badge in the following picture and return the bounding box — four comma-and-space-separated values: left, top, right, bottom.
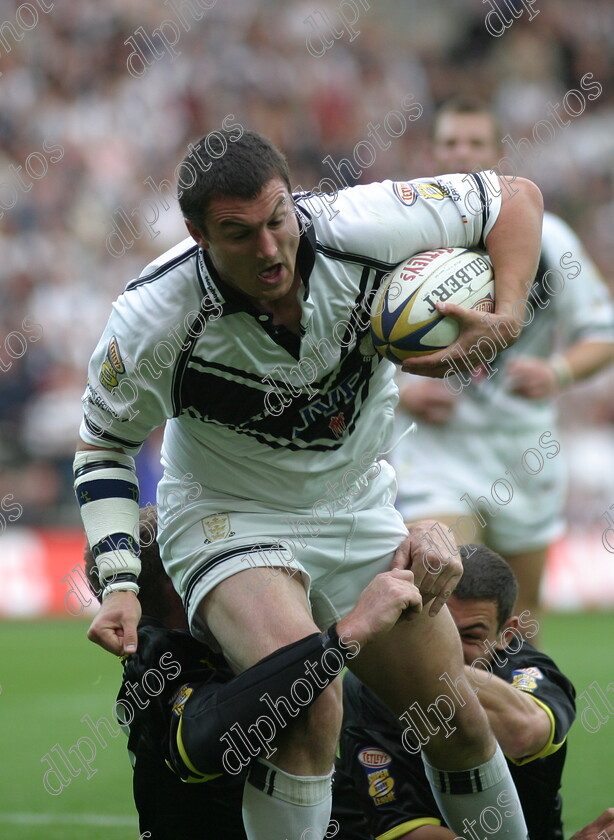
511, 667, 544, 693
100, 336, 126, 391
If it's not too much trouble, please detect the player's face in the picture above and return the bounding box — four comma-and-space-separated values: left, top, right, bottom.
190, 177, 300, 304
446, 596, 503, 667
432, 113, 500, 174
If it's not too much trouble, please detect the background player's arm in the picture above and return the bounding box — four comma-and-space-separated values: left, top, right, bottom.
466, 667, 552, 759
398, 377, 457, 424
507, 340, 614, 399
508, 211, 614, 399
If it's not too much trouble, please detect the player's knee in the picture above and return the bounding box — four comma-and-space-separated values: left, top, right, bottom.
296, 680, 343, 759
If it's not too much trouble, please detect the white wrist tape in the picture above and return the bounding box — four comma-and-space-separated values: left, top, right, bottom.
73, 449, 141, 589
550, 354, 574, 388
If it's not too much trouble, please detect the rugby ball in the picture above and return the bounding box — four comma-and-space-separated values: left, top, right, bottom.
370, 248, 495, 362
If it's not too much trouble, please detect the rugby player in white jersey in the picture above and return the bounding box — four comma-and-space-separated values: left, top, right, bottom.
394, 98, 614, 639
74, 129, 543, 839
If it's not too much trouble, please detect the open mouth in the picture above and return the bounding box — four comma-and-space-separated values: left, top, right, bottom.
258, 263, 284, 284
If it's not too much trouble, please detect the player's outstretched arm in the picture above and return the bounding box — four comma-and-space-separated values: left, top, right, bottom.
569, 808, 614, 840
507, 341, 614, 399
75, 440, 142, 656
403, 177, 543, 378
465, 668, 552, 759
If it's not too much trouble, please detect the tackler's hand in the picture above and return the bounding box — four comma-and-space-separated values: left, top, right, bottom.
391, 520, 462, 617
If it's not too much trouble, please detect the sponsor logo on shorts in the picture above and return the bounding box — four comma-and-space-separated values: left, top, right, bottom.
367, 768, 396, 805
171, 684, 193, 717
358, 747, 392, 768
358, 748, 396, 805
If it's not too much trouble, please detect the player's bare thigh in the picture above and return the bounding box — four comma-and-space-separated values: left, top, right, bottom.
198, 566, 343, 775
348, 601, 495, 769
198, 566, 318, 672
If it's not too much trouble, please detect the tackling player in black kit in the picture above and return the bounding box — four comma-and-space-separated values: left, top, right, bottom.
84, 506, 422, 840
334, 544, 577, 840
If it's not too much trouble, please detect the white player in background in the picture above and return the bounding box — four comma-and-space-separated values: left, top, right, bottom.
394, 98, 614, 640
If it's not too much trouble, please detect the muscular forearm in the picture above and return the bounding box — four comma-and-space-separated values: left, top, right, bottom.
468, 667, 551, 759
485, 176, 543, 326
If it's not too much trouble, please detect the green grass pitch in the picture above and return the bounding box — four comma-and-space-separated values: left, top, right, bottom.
0, 612, 612, 839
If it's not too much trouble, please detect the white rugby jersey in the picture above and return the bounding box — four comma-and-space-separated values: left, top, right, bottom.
80, 174, 501, 510
418, 211, 614, 433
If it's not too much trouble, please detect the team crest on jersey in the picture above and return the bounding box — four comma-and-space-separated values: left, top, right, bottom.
100, 336, 125, 391
201, 513, 234, 544
328, 412, 346, 438
170, 684, 193, 717
358, 748, 396, 806
511, 667, 543, 692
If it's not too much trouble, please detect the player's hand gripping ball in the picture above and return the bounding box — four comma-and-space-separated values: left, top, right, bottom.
370, 248, 495, 362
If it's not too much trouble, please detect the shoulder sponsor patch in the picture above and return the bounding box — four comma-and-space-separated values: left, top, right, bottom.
415, 183, 446, 201
511, 667, 543, 692
84, 380, 120, 417
99, 336, 126, 391
392, 182, 417, 206
107, 336, 125, 373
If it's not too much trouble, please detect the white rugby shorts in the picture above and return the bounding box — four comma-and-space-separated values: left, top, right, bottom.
157, 460, 408, 644
393, 424, 566, 555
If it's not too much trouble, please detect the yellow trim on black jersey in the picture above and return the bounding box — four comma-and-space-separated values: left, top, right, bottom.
376, 818, 442, 840
176, 716, 223, 782
506, 694, 566, 766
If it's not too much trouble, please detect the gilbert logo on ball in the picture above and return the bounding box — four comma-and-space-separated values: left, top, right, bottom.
370, 248, 495, 362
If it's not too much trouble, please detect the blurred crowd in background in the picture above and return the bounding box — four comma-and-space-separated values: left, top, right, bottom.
1, 0, 613, 528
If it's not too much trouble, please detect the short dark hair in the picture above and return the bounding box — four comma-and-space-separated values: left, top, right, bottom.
455, 544, 519, 630
177, 129, 292, 234
433, 96, 501, 142
84, 505, 172, 622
